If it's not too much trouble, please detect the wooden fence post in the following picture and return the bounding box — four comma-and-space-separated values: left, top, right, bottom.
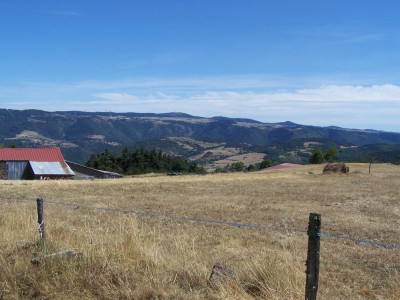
36, 198, 46, 244
305, 213, 321, 300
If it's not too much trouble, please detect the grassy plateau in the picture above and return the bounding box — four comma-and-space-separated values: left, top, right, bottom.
0, 163, 399, 299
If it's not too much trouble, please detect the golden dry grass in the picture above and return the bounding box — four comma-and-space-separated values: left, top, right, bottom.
0, 163, 399, 299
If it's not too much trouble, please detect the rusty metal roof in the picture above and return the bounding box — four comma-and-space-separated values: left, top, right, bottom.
0, 147, 67, 167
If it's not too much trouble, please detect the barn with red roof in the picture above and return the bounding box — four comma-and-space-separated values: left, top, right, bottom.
0, 147, 75, 180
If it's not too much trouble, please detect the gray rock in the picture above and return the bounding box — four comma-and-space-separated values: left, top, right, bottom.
208, 262, 236, 287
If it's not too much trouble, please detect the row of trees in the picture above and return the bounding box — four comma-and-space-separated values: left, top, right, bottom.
86, 147, 205, 175
309, 147, 339, 164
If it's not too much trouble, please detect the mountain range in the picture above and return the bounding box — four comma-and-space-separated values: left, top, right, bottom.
1, 108, 399, 167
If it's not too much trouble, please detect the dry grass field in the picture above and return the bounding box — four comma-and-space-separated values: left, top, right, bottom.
0, 163, 399, 299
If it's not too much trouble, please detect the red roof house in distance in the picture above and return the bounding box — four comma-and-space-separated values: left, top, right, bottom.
266, 163, 302, 171
0, 147, 75, 180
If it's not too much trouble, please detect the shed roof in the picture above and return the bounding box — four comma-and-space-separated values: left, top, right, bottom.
65, 160, 123, 178
30, 161, 75, 176
0, 147, 67, 167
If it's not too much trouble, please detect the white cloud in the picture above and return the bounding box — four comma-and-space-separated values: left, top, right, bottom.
287, 84, 400, 102
88, 84, 400, 130
75, 75, 289, 92
1, 78, 399, 131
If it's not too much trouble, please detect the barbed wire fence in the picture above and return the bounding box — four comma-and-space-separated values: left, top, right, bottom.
0, 197, 399, 250
1, 197, 399, 299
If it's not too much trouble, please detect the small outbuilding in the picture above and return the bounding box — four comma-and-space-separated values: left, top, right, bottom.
0, 147, 75, 180
65, 160, 123, 179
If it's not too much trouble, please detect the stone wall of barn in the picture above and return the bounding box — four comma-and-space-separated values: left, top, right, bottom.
0, 162, 8, 179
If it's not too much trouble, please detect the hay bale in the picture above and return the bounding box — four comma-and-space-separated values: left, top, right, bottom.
323, 163, 349, 174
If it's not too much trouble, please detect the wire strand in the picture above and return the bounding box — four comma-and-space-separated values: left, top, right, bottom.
43, 199, 399, 250
1, 198, 399, 251
43, 199, 308, 233
320, 232, 400, 250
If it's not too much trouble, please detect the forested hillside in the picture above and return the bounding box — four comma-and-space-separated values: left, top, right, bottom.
1, 109, 399, 166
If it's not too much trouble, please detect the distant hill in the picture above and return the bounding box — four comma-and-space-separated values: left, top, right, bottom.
1, 108, 399, 166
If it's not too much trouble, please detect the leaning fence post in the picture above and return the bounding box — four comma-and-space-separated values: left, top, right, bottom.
36, 198, 46, 245
305, 213, 321, 300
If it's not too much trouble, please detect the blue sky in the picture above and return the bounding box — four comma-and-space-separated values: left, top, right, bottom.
1, 1, 399, 132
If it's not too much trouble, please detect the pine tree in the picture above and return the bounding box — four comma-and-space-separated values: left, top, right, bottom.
309, 149, 325, 164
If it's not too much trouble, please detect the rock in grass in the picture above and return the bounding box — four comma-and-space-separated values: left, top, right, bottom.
208, 262, 236, 288
31, 249, 82, 265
